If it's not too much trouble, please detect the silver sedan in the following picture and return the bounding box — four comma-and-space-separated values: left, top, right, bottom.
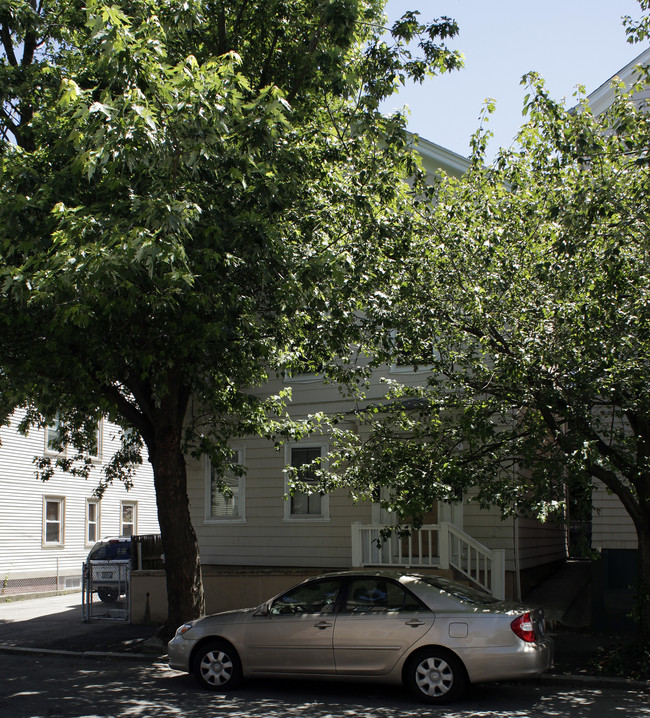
168, 570, 553, 704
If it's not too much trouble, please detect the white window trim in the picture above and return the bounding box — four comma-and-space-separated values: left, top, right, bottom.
43, 496, 65, 547
120, 501, 137, 536
205, 444, 247, 524
283, 439, 330, 522
86, 498, 100, 546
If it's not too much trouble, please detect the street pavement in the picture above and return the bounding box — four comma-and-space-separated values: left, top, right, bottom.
1, 592, 649, 718
1, 650, 650, 718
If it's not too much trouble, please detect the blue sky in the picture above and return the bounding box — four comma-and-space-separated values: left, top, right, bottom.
382, 0, 647, 158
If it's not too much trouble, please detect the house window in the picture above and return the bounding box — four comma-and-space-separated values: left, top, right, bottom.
86, 499, 100, 544
44, 416, 64, 455
45, 416, 103, 459
88, 421, 103, 461
43, 497, 65, 545
208, 448, 245, 521
285, 444, 329, 521
120, 502, 137, 536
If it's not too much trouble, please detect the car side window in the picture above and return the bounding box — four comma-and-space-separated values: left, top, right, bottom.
270, 578, 343, 615
342, 578, 429, 614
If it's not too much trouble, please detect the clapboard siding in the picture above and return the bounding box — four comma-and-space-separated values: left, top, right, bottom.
591, 479, 637, 550
0, 409, 159, 584
190, 423, 374, 567
462, 496, 565, 572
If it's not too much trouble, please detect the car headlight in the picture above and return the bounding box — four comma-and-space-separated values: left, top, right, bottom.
174, 622, 195, 638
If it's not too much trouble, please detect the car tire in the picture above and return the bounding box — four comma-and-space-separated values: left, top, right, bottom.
193, 640, 243, 691
97, 588, 119, 603
405, 648, 467, 704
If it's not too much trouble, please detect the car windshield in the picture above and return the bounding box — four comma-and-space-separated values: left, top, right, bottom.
420, 576, 499, 605
89, 541, 130, 561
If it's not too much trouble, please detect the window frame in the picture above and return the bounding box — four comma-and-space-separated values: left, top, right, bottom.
86, 499, 100, 546
87, 421, 103, 462
42, 496, 65, 547
283, 440, 330, 522
120, 501, 137, 537
44, 416, 65, 456
205, 445, 247, 523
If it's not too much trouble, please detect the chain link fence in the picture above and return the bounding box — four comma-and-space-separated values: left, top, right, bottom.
1, 561, 82, 598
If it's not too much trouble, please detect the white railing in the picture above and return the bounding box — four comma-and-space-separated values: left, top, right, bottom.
351, 521, 505, 599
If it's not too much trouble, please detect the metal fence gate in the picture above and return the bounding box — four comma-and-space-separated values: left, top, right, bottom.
82, 559, 131, 621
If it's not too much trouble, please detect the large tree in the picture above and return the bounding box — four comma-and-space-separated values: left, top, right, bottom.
0, 0, 461, 633
313, 66, 650, 639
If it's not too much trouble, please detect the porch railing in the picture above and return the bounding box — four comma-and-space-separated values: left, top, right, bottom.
351, 521, 505, 599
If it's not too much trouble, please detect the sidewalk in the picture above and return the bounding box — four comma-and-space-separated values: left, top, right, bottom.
0, 593, 164, 658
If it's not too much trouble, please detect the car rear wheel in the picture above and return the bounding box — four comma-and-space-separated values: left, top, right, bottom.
193, 640, 243, 691
405, 648, 467, 704
97, 588, 119, 603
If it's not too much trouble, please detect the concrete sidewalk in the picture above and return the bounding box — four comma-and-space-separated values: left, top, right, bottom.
0, 593, 164, 658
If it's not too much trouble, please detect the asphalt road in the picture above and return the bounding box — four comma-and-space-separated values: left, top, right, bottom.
1, 652, 649, 718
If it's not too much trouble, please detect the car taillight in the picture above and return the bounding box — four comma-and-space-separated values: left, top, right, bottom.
511, 612, 536, 643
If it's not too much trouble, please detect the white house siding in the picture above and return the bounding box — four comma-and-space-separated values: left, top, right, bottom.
591, 480, 637, 551
0, 409, 159, 594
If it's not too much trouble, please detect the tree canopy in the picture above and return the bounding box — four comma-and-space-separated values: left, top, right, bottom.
0, 0, 461, 631
309, 61, 650, 637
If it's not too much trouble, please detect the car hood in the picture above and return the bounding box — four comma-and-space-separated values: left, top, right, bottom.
194, 606, 259, 627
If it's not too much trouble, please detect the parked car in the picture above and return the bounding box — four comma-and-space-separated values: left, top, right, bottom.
85, 536, 132, 603
168, 570, 553, 704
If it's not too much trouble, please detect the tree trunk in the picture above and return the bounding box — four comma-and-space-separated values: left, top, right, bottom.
150, 420, 204, 636
633, 511, 650, 644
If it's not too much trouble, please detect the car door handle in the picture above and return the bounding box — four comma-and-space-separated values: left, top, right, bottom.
405, 619, 427, 627
314, 621, 333, 630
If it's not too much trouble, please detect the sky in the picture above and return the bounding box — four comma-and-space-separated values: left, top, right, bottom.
381, 0, 648, 159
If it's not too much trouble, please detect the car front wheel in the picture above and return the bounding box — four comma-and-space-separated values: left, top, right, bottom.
405, 648, 467, 704
193, 640, 243, 691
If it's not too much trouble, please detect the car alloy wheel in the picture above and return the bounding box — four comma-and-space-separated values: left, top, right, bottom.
406, 649, 466, 704
194, 640, 243, 691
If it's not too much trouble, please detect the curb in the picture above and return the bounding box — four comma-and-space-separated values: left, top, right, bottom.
540, 672, 650, 692
0, 643, 166, 662
0, 589, 82, 604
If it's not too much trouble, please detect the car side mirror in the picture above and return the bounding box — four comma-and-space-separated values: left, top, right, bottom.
256, 601, 271, 617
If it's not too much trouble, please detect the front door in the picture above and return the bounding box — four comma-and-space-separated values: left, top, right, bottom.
244, 577, 342, 675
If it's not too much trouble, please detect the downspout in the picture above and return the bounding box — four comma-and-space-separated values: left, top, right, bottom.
512, 417, 522, 601
513, 511, 521, 602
